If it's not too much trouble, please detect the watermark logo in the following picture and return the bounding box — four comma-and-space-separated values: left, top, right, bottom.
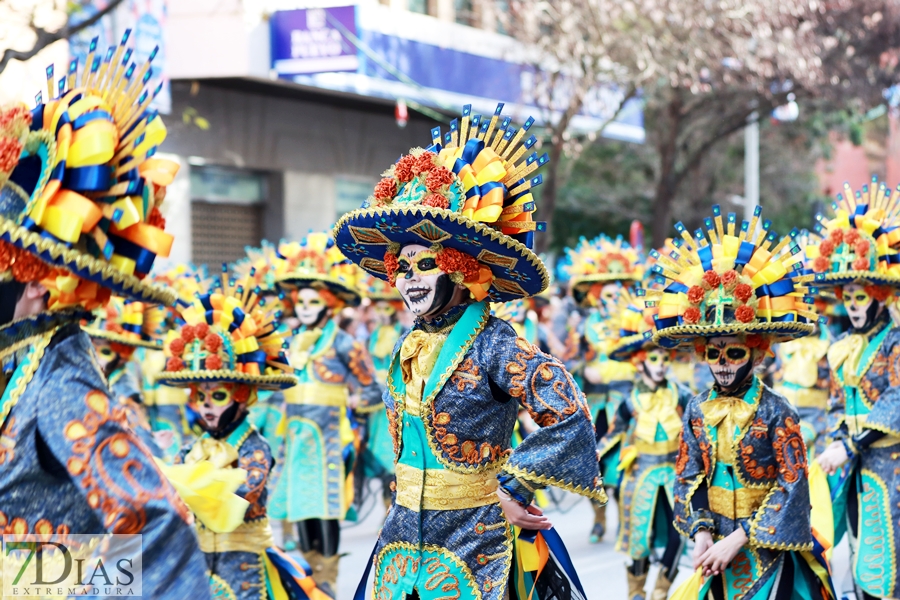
2, 534, 142, 597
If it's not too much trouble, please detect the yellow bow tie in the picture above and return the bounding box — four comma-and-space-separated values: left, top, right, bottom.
291, 328, 323, 370
700, 396, 758, 434
827, 333, 867, 386
185, 436, 239, 469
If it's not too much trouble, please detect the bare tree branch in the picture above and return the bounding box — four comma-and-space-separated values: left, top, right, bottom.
0, 0, 128, 75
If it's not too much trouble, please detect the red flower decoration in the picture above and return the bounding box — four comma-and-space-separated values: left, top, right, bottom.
844, 229, 861, 246
694, 340, 706, 356
204, 333, 222, 352
10, 251, 50, 283
373, 177, 397, 201
735, 305, 756, 323
166, 357, 185, 371
194, 322, 210, 339
413, 151, 437, 175
734, 283, 753, 303
0, 242, 14, 272
435, 247, 480, 282
702, 270, 721, 289
818, 239, 835, 257
829, 229, 844, 245
204, 355, 223, 370
234, 385, 251, 403
744, 334, 764, 348
181, 325, 196, 343
425, 166, 454, 192
855, 241, 870, 257
146, 206, 166, 229
865, 285, 893, 303
683, 307, 702, 324
0, 138, 23, 172
383, 251, 400, 285
422, 193, 450, 209
169, 338, 185, 356
394, 155, 417, 183
687, 285, 706, 305
721, 270, 739, 291
812, 256, 830, 273
852, 257, 870, 271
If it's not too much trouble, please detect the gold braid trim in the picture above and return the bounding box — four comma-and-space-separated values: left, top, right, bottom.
747, 485, 813, 551
501, 464, 608, 504
154, 369, 298, 391
795, 270, 900, 288
0, 217, 175, 306
863, 421, 900, 438
0, 330, 53, 426
653, 321, 814, 349
674, 473, 706, 538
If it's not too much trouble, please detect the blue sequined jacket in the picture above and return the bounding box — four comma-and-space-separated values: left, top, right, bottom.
673, 381, 812, 552
0, 314, 210, 598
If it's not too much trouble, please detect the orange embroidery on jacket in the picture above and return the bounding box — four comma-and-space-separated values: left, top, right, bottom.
773, 416, 807, 484
0, 416, 17, 465
507, 337, 589, 426
239, 447, 270, 521
313, 361, 343, 384
348, 342, 375, 386
64, 390, 191, 533
690, 418, 712, 475
450, 358, 481, 392
0, 512, 73, 544
740, 444, 777, 480
430, 409, 508, 465
749, 418, 768, 439
675, 429, 689, 475
387, 408, 400, 457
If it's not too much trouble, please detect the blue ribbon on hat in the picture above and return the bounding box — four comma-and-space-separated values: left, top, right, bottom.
736, 241, 756, 266
65, 165, 112, 191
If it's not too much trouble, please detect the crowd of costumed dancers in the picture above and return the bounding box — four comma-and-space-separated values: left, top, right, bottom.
1, 34, 899, 600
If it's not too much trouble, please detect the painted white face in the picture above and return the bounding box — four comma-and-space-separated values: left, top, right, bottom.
92, 339, 118, 377
294, 287, 328, 327
394, 244, 449, 317
372, 300, 397, 326
841, 283, 877, 329
641, 348, 670, 384
705, 335, 753, 390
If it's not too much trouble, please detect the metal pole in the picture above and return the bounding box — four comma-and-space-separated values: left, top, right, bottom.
744, 111, 759, 220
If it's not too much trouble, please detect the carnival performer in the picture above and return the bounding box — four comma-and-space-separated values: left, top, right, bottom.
358, 272, 407, 515
561, 234, 643, 542
808, 178, 900, 600
597, 288, 691, 600
268, 232, 381, 594
154, 271, 330, 600
0, 34, 210, 596
333, 103, 605, 600
84, 297, 166, 455
652, 207, 833, 600
137, 264, 205, 460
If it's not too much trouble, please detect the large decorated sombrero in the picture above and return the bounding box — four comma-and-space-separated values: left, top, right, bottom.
559, 235, 643, 307
797, 177, 900, 289
608, 288, 660, 361
156, 271, 297, 391
275, 232, 361, 307
0, 32, 178, 308
84, 296, 165, 349
651, 205, 820, 349
232, 240, 279, 292
333, 103, 550, 302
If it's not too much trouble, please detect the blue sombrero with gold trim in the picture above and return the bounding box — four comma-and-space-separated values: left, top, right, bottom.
0, 31, 178, 308
333, 103, 550, 302
274, 232, 361, 307
651, 205, 820, 349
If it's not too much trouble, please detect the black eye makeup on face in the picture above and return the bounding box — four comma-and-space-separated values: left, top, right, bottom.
417, 257, 437, 271
397, 259, 411, 273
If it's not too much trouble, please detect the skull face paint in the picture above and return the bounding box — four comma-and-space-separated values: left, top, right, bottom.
841, 283, 882, 330
705, 335, 754, 391
295, 287, 330, 327
189, 382, 244, 432
639, 348, 670, 387
92, 340, 120, 378
395, 244, 457, 318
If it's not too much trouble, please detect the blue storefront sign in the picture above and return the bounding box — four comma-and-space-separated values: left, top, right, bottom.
271, 7, 360, 75
269, 5, 644, 143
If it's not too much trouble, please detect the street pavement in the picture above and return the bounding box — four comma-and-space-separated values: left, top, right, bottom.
276, 482, 852, 600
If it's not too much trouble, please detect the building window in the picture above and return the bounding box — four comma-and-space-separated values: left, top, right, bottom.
335, 176, 376, 218
455, 0, 477, 26
408, 0, 428, 14
190, 165, 266, 266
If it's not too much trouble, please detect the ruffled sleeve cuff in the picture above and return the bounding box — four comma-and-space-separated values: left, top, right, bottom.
497, 471, 536, 506
688, 509, 716, 538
